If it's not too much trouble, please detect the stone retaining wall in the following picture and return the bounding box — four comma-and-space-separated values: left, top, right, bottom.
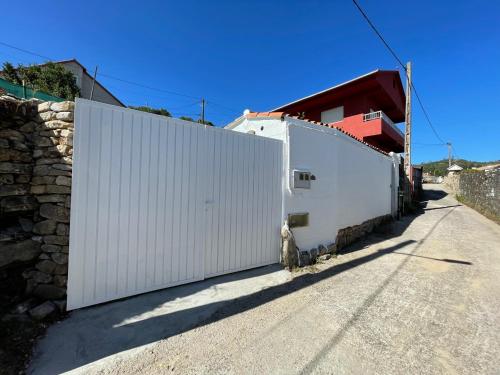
335, 214, 393, 252
297, 214, 393, 266
446, 169, 500, 221
444, 174, 460, 193
0, 95, 73, 319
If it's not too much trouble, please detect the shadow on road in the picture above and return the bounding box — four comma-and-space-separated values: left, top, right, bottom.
421, 188, 448, 202
300, 204, 459, 373
39, 225, 419, 373
423, 204, 462, 211
392, 251, 472, 265
34, 187, 462, 373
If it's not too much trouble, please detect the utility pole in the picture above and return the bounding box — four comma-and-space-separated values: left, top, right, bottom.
403, 61, 412, 178
403, 61, 412, 209
90, 66, 98, 101
201, 99, 205, 124
447, 142, 452, 167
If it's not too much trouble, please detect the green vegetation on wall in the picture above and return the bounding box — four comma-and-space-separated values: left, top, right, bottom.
0, 77, 64, 102
1, 62, 80, 100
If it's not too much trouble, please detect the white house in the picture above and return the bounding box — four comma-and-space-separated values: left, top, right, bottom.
226, 112, 400, 253
65, 101, 400, 308
447, 164, 463, 175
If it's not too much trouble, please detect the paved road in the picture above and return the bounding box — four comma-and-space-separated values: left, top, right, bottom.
31, 184, 500, 374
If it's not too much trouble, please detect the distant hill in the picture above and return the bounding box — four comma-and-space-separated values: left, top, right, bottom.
417, 159, 500, 176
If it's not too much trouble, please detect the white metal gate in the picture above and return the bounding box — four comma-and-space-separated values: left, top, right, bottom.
67, 99, 283, 310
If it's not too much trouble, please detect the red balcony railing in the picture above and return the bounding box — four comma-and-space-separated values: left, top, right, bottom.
363, 111, 403, 138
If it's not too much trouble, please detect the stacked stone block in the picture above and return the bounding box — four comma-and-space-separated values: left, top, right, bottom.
458, 169, 499, 219
297, 214, 393, 266
26, 101, 74, 310
446, 169, 500, 221
1, 96, 40, 311
334, 215, 392, 251
0, 96, 74, 319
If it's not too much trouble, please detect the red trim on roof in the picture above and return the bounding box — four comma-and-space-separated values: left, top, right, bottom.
244, 111, 389, 156
271, 70, 380, 112
245, 111, 285, 119
271, 69, 406, 123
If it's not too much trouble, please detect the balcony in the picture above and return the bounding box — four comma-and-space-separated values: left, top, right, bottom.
363, 111, 404, 138
334, 111, 404, 153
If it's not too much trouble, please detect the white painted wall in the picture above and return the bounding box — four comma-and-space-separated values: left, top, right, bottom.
230, 116, 397, 252
229, 117, 286, 141
389, 152, 401, 217
283, 119, 394, 250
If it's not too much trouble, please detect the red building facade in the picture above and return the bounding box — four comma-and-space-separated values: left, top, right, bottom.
272, 70, 406, 153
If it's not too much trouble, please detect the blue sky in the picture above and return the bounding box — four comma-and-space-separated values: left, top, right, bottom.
2, 0, 499, 163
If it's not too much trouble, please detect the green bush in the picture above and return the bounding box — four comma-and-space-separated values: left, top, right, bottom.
1, 61, 80, 100
129, 105, 171, 117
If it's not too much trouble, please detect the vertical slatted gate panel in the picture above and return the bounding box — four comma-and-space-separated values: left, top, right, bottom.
68, 99, 282, 310
68, 100, 207, 309
203, 128, 283, 278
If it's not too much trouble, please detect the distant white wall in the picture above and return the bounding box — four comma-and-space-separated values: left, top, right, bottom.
229, 116, 397, 252
229, 117, 286, 141
283, 119, 394, 250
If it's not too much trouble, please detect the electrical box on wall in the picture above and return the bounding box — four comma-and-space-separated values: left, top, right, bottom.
293, 170, 315, 189
288, 213, 309, 228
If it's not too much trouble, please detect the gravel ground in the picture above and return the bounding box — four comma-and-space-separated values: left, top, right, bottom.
33, 184, 500, 374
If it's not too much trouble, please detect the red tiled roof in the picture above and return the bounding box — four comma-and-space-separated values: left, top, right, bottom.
244, 111, 389, 156
245, 111, 285, 118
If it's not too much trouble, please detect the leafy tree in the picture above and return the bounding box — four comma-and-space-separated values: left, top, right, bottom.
129, 110, 215, 125
198, 119, 214, 126
178, 116, 214, 126
128, 105, 171, 117
1, 62, 21, 84
1, 61, 80, 100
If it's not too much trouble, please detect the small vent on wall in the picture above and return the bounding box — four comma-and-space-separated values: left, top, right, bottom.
288, 213, 309, 228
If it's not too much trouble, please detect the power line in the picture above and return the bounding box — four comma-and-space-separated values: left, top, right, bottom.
100, 81, 210, 110
0, 40, 242, 118
451, 145, 464, 161
351, 0, 447, 145
0, 41, 52, 61
351, 0, 406, 69
98, 72, 200, 100
172, 112, 200, 117
0, 40, 199, 100
413, 142, 447, 147
207, 100, 241, 114
168, 100, 201, 110
411, 85, 446, 144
